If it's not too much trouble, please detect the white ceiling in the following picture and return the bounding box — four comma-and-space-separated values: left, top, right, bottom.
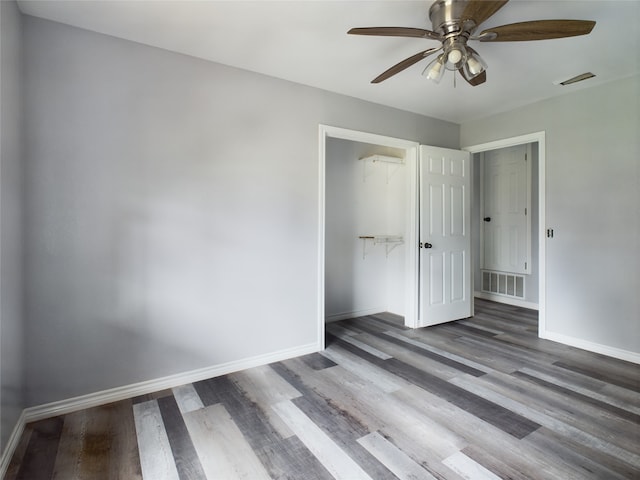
16, 0, 640, 124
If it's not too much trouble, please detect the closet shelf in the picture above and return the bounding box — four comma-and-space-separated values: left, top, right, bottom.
358, 154, 404, 164
358, 154, 405, 183
358, 235, 404, 258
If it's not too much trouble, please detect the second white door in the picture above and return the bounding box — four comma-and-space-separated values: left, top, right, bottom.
482, 144, 531, 274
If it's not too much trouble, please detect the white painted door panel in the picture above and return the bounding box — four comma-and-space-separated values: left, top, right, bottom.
419, 146, 471, 327
482, 145, 530, 274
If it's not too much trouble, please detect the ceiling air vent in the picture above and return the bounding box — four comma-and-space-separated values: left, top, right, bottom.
557, 72, 595, 86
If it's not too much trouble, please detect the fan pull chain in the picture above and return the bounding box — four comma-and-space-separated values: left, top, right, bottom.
453, 69, 457, 88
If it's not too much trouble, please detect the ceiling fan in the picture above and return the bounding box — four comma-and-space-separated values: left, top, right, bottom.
348, 0, 596, 86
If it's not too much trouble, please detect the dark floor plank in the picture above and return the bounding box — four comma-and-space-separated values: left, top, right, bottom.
352, 325, 487, 377
50, 410, 84, 479
74, 403, 112, 479
554, 360, 640, 393
441, 322, 501, 339
106, 400, 143, 480
367, 312, 407, 329
15, 417, 64, 480
292, 395, 396, 479
4, 425, 33, 480
524, 427, 631, 479
512, 370, 640, 424
192, 377, 224, 406
131, 388, 174, 405
299, 352, 337, 371
157, 394, 207, 480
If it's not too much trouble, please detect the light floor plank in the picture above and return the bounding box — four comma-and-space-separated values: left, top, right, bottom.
183, 403, 271, 480
231, 364, 302, 405
272, 400, 373, 480
133, 400, 180, 480
357, 431, 438, 480
171, 384, 204, 414
443, 451, 502, 480
321, 343, 410, 393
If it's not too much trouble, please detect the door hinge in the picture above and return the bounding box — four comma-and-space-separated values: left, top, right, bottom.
525, 262, 528, 270
525, 153, 527, 161
525, 207, 527, 216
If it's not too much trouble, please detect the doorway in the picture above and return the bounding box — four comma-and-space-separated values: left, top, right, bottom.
464, 132, 546, 336
318, 126, 419, 349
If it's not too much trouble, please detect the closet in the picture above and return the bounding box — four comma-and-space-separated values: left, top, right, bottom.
325, 137, 408, 322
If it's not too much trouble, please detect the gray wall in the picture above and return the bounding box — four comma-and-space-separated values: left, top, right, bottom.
23, 16, 459, 406
0, 0, 25, 450
462, 75, 640, 356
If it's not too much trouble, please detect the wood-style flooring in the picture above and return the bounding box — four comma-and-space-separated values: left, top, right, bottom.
5, 299, 640, 479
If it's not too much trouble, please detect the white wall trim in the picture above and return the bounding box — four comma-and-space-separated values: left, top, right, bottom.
0, 341, 318, 473
463, 131, 546, 337
25, 342, 318, 422
541, 330, 640, 365
0, 411, 26, 479
325, 307, 388, 323
474, 291, 539, 311
319, 125, 420, 330
318, 126, 327, 349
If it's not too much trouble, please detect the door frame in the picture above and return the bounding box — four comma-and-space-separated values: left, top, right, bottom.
463, 131, 546, 337
318, 125, 420, 349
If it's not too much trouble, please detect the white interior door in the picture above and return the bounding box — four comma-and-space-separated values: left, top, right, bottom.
482, 144, 531, 274
419, 146, 471, 327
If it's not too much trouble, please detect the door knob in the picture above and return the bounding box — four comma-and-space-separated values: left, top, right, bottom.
422, 242, 432, 249
483, 217, 491, 222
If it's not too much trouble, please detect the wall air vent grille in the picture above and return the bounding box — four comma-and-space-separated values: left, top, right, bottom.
482, 270, 525, 299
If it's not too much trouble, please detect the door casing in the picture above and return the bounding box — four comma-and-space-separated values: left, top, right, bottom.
318, 125, 420, 350
463, 131, 546, 337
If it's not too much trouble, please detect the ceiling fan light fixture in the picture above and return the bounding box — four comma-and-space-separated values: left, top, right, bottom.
422, 53, 446, 83
447, 48, 463, 65
463, 46, 487, 78
349, 0, 596, 87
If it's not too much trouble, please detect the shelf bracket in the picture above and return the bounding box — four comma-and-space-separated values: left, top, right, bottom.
358, 235, 404, 259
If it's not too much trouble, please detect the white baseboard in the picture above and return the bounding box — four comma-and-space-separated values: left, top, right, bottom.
0, 411, 26, 479
540, 330, 640, 365
24, 342, 319, 423
0, 341, 319, 474
474, 291, 539, 311
325, 307, 386, 323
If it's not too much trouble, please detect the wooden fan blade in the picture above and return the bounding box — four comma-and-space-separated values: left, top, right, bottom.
479, 20, 596, 42
372, 48, 440, 84
458, 69, 487, 86
462, 0, 509, 27
348, 27, 441, 41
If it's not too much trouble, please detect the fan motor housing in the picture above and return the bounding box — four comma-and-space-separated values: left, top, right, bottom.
429, 0, 473, 35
